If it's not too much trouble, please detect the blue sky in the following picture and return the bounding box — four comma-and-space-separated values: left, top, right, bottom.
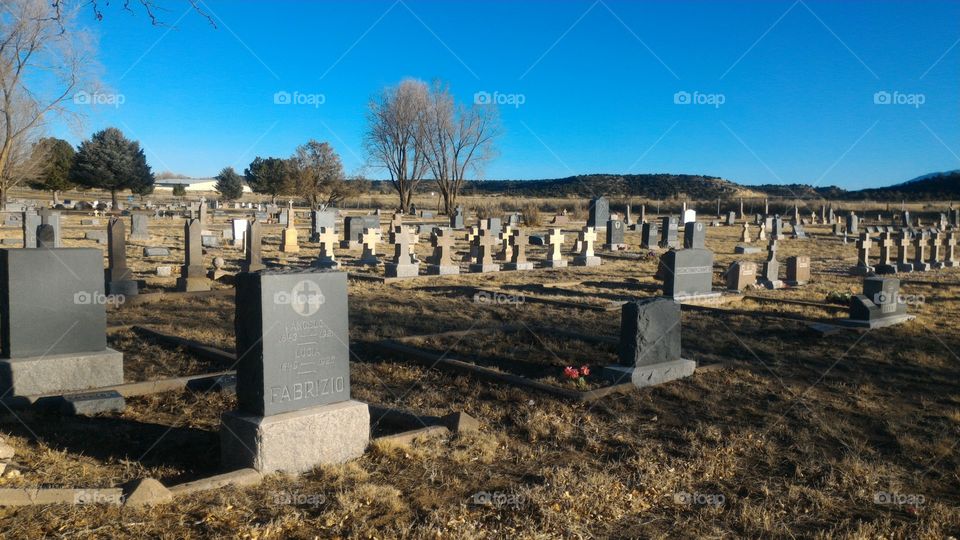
54, 0, 960, 190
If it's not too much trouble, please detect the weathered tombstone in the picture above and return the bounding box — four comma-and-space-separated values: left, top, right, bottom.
450, 206, 465, 229
39, 208, 61, 248
85, 230, 107, 244
929, 231, 945, 268
785, 255, 810, 286
201, 234, 220, 248
875, 231, 898, 274
232, 219, 248, 248
470, 228, 500, 273
22, 211, 40, 248
313, 227, 340, 269
504, 229, 532, 270
640, 222, 658, 249
847, 276, 911, 328
683, 221, 706, 249
791, 220, 807, 239
241, 220, 265, 273
771, 215, 784, 240
759, 240, 783, 289
741, 223, 751, 243
757, 222, 767, 242
198, 200, 209, 225
726, 211, 736, 226
310, 210, 336, 242
385, 227, 419, 277
587, 197, 609, 230
130, 212, 151, 241
912, 232, 930, 271
36, 224, 56, 248
573, 227, 601, 266
485, 217, 502, 237
496, 224, 514, 261
602, 298, 695, 387
658, 216, 679, 249
0, 248, 123, 396
624, 204, 632, 226
358, 228, 381, 266
221, 269, 369, 473
726, 261, 756, 292
604, 219, 625, 250
942, 230, 958, 267
850, 233, 875, 275
340, 217, 364, 248
106, 218, 138, 297
281, 220, 299, 254
544, 228, 567, 268
178, 219, 210, 291
426, 228, 458, 275
847, 213, 859, 235
659, 223, 715, 299
683, 209, 697, 224
639, 204, 646, 224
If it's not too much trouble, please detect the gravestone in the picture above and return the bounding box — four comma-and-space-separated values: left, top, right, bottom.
759, 240, 783, 289
587, 197, 609, 230
385, 227, 419, 278
427, 228, 458, 275
929, 231, 945, 268
201, 234, 220, 248
0, 248, 123, 396
846, 276, 911, 328
281, 221, 299, 254
658, 216, 679, 249
847, 213, 859, 235
496, 224, 513, 261
573, 227, 601, 266
791, 220, 807, 240
683, 209, 697, 224
771, 215, 784, 240
785, 255, 810, 286
683, 221, 706, 249
36, 224, 56, 248
875, 231, 898, 274
470, 228, 500, 273
659, 227, 715, 299
310, 210, 336, 242
358, 228, 381, 266
130, 212, 151, 241
221, 269, 369, 473
340, 217, 365, 248
602, 298, 695, 387
106, 218, 138, 297
450, 206, 465, 229
178, 219, 210, 291
912, 232, 930, 271
726, 211, 736, 226
313, 227, 340, 269
144, 247, 170, 257
640, 222, 658, 249
232, 219, 248, 248
22, 211, 40, 248
39, 208, 61, 248
85, 231, 107, 244
604, 219, 625, 250
504, 229, 532, 270
198, 201, 209, 225
485, 217, 502, 237
851, 233, 875, 275
726, 261, 756, 292
543, 228, 567, 268
741, 223, 751, 243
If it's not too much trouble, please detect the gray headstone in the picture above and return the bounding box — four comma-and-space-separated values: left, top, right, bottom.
606, 219, 624, 247
660, 248, 714, 298
587, 197, 609, 229
618, 298, 681, 367
683, 221, 706, 249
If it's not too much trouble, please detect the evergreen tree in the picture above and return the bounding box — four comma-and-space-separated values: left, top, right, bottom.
69, 127, 155, 208
244, 156, 292, 203
215, 166, 244, 200
28, 137, 75, 204
172, 184, 186, 197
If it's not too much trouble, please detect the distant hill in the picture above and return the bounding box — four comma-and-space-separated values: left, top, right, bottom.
850, 171, 960, 201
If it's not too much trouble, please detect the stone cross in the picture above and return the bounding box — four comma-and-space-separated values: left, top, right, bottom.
944, 231, 958, 267
466, 225, 480, 259
243, 220, 265, 272
854, 233, 873, 273
741, 222, 751, 243
877, 231, 895, 266
428, 228, 455, 266
894, 231, 911, 270
508, 229, 528, 264
359, 227, 381, 265
390, 227, 416, 265
913, 232, 929, 270
546, 228, 565, 261
579, 227, 597, 257
474, 228, 496, 265
178, 218, 210, 291
315, 227, 339, 268
498, 224, 513, 260
929, 231, 943, 267
757, 222, 766, 242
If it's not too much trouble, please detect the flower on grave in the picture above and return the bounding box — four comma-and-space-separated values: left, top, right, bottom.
563, 366, 580, 379
579, 365, 590, 377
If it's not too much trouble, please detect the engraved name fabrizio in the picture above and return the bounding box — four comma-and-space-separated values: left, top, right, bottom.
270, 376, 345, 403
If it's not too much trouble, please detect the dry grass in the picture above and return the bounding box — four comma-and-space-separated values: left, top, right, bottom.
0, 209, 957, 538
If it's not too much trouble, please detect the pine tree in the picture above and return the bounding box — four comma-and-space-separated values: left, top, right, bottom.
28, 138, 75, 204
215, 166, 244, 200
244, 156, 292, 203
69, 127, 155, 208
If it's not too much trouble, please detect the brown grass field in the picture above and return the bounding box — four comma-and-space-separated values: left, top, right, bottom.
0, 204, 957, 539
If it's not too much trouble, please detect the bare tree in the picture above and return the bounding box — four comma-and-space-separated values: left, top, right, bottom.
0, 0, 94, 205
364, 79, 430, 213
419, 81, 499, 215
290, 139, 359, 209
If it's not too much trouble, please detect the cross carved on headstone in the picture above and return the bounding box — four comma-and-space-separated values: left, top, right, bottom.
361, 227, 381, 256
509, 229, 528, 264
579, 227, 597, 257
317, 227, 338, 260
429, 228, 455, 266
546, 228, 565, 261
390, 226, 415, 264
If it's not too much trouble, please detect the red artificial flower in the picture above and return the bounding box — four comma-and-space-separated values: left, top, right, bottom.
579, 365, 590, 377
563, 366, 580, 379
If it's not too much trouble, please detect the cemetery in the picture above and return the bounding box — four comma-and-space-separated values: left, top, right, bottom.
0, 1, 957, 537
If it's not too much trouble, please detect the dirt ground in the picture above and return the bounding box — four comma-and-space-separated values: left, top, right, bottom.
0, 208, 957, 539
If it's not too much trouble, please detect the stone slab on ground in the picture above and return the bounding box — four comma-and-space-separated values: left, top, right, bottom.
602, 359, 697, 388
0, 348, 123, 397
220, 399, 369, 474
58, 389, 126, 415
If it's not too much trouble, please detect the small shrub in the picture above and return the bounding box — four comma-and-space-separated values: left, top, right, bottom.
521, 203, 541, 226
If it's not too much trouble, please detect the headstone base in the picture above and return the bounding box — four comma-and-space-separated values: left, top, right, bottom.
469, 263, 500, 273
759, 279, 784, 290
503, 262, 534, 271
176, 276, 211, 292
385, 263, 419, 278
602, 359, 696, 388
358, 256, 380, 266
734, 245, 761, 254
280, 244, 299, 254
220, 400, 369, 474
242, 263, 266, 273
107, 280, 139, 297
911, 262, 930, 272
339, 241, 359, 249
932, 261, 951, 269
896, 263, 914, 273
427, 264, 459, 275
603, 243, 626, 251
312, 259, 341, 270
543, 260, 567, 268
784, 280, 807, 286
875, 264, 898, 275
849, 265, 875, 276
573, 256, 602, 267
838, 314, 915, 329
0, 348, 123, 397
